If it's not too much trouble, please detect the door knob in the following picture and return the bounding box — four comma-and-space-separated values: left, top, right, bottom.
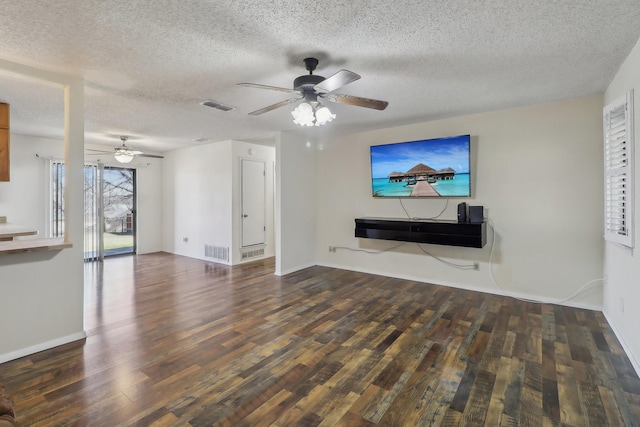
243, 214, 248, 218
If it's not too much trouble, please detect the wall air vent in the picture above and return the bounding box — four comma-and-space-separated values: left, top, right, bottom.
200, 99, 236, 112
205, 244, 229, 262
241, 247, 265, 260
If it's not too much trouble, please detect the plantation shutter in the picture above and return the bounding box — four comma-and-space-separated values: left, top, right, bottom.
603, 90, 634, 247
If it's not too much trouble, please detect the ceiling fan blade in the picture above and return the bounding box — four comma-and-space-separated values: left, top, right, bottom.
136, 153, 164, 159
322, 93, 389, 110
238, 83, 301, 95
85, 148, 112, 154
248, 97, 303, 116
314, 70, 360, 93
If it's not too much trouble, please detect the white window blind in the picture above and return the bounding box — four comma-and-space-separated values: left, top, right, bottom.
604, 90, 634, 247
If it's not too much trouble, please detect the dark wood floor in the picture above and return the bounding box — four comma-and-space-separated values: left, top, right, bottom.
1, 253, 639, 426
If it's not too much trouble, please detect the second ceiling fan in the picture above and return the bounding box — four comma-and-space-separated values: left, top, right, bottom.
238, 57, 388, 126
86, 136, 164, 164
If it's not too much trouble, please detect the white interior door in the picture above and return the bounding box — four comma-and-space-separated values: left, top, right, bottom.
242, 159, 266, 247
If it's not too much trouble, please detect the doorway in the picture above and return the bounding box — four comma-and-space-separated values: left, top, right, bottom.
241, 159, 266, 248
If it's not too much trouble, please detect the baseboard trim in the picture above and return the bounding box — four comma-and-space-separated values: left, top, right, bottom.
275, 262, 316, 277
0, 331, 87, 364
602, 310, 640, 378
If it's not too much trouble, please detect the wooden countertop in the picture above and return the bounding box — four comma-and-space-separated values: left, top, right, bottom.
0, 223, 71, 255
0, 223, 38, 240
0, 237, 72, 255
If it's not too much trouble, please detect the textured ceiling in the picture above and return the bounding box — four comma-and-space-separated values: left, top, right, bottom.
0, 0, 639, 152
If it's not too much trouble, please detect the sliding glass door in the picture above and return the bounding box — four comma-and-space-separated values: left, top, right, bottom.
102, 167, 136, 256
51, 162, 136, 260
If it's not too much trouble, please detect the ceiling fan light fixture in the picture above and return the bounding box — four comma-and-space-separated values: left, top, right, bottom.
114, 147, 135, 164
314, 105, 336, 126
291, 102, 336, 127
240, 57, 387, 122
291, 102, 316, 127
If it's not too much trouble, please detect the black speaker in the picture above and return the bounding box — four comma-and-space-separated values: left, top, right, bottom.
457, 202, 467, 223
469, 205, 484, 223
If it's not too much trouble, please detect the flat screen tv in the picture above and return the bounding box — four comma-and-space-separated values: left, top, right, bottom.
370, 134, 471, 198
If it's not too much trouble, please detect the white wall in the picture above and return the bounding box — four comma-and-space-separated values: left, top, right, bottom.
162, 140, 233, 261
603, 36, 640, 374
0, 135, 85, 362
135, 159, 163, 254
275, 132, 317, 275
315, 96, 604, 308
163, 140, 275, 264
0, 67, 85, 363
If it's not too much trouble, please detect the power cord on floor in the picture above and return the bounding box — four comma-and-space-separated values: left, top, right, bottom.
486, 218, 603, 304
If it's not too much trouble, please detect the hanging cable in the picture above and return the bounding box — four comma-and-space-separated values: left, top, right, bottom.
332, 241, 408, 254
416, 243, 477, 270
332, 239, 476, 270
486, 218, 603, 304
399, 197, 449, 220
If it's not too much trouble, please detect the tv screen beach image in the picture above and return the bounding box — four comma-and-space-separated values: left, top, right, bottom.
370, 135, 471, 197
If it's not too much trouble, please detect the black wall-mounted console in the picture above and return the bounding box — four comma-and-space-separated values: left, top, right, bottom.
355, 217, 486, 248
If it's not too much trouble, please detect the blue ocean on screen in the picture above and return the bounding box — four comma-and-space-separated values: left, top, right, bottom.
372, 173, 470, 197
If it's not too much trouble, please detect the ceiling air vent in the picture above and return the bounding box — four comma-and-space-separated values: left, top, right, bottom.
200, 99, 236, 112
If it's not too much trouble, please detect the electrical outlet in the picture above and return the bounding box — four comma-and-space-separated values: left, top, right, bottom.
328, 246, 335, 252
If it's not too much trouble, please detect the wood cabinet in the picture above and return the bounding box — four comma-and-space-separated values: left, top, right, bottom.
0, 103, 9, 181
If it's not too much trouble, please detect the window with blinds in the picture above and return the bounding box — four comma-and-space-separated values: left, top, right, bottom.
49, 160, 103, 260
603, 90, 634, 247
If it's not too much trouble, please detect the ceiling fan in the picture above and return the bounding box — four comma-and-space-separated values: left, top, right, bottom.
238, 57, 388, 126
86, 136, 164, 164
